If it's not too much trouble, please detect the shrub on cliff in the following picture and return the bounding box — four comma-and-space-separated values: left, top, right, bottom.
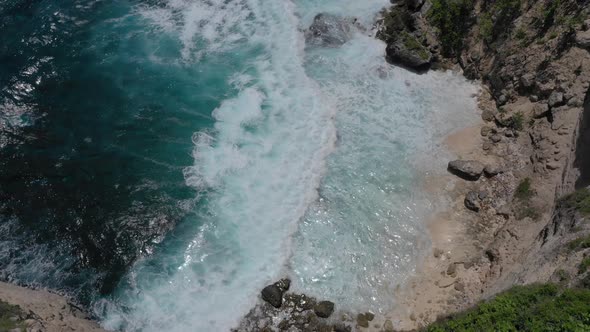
425, 284, 590, 331
560, 188, 590, 215
428, 0, 474, 55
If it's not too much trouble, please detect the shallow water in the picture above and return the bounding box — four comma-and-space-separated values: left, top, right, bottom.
0, 0, 479, 331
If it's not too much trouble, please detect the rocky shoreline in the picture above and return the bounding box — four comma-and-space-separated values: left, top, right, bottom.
239, 0, 590, 331
0, 281, 105, 332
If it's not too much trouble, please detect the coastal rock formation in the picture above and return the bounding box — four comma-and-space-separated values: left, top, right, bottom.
313, 301, 335, 318
260, 278, 291, 308
237, 279, 350, 331
0, 282, 106, 332
305, 13, 358, 47
380, 0, 590, 330
447, 160, 485, 181
464, 191, 481, 212
376, 2, 434, 71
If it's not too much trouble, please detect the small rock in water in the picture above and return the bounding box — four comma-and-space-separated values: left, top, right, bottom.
261, 284, 284, 308
383, 319, 395, 332
464, 191, 481, 212
448, 160, 485, 181
314, 301, 335, 318
357, 313, 370, 327
364, 312, 375, 321
333, 323, 352, 332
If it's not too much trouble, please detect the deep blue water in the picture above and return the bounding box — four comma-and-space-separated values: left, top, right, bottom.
0, 0, 230, 300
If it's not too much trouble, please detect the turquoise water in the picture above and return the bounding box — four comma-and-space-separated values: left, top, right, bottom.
0, 0, 479, 331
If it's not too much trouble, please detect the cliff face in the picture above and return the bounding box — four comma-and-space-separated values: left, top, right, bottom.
378, 0, 590, 328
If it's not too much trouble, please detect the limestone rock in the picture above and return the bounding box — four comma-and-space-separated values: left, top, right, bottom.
484, 164, 503, 177
448, 160, 485, 181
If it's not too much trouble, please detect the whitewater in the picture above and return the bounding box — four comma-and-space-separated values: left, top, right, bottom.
94, 0, 480, 331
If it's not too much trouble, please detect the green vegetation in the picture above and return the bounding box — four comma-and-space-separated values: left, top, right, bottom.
510, 112, 525, 131
479, 14, 494, 43
514, 178, 539, 220
428, 0, 474, 55
560, 188, 590, 216
555, 269, 570, 282
514, 27, 527, 40
424, 284, 590, 332
542, 0, 561, 30
580, 257, 590, 274
568, 235, 590, 251
401, 32, 430, 60
515, 178, 533, 200
0, 300, 25, 331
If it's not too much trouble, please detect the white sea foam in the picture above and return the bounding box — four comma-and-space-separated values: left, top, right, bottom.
99, 0, 480, 330
100, 0, 337, 331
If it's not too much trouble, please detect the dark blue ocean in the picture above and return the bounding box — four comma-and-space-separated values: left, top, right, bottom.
0, 0, 480, 330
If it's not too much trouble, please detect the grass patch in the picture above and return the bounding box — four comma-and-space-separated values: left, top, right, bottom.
515, 178, 533, 201
0, 300, 25, 331
425, 284, 590, 331
555, 269, 569, 282
568, 235, 590, 251
513, 178, 539, 220
401, 32, 430, 60
579, 257, 590, 274
560, 188, 590, 215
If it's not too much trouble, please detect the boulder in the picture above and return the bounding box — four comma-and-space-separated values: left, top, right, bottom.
464, 191, 481, 212
261, 284, 284, 308
305, 14, 356, 47
448, 160, 485, 180
356, 313, 370, 328
383, 319, 395, 332
481, 109, 496, 122
484, 164, 503, 177
385, 35, 432, 71
275, 278, 291, 292
313, 301, 335, 318
333, 323, 352, 332
548, 91, 564, 108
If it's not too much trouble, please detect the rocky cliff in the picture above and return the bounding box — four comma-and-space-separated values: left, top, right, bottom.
377, 0, 590, 329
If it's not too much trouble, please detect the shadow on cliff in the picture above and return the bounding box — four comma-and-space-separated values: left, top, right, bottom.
575, 87, 590, 188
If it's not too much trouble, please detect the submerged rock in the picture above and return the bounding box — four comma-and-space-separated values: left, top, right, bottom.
305, 13, 358, 47
356, 313, 370, 327
314, 301, 335, 318
448, 160, 485, 181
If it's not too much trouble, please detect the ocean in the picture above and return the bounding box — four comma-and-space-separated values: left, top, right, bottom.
0, 0, 479, 330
